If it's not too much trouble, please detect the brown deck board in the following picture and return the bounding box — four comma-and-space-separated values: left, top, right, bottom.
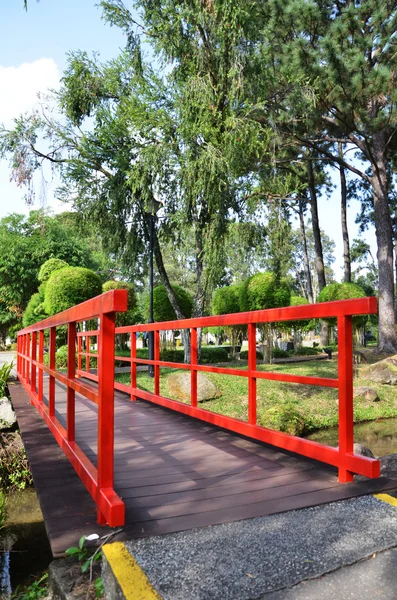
9, 379, 397, 557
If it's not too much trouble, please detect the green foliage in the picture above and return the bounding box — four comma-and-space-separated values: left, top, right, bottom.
11, 573, 48, 600
200, 347, 229, 364
272, 348, 290, 359
0, 432, 33, 491
22, 293, 47, 328
239, 350, 263, 360
103, 280, 137, 326
284, 295, 314, 332
261, 402, 307, 437
44, 267, 103, 315
293, 347, 322, 356
150, 285, 193, 322
0, 361, 14, 396
239, 272, 291, 312
318, 282, 366, 328
65, 536, 103, 597
38, 258, 69, 283
212, 285, 241, 316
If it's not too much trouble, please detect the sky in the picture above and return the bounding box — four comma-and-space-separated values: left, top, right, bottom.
0, 0, 376, 279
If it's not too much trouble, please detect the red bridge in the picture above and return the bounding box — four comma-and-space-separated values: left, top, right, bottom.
12, 291, 396, 555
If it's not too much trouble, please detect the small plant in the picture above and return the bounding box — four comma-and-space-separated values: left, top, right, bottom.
0, 361, 14, 396
11, 573, 48, 600
0, 432, 33, 491
65, 535, 104, 598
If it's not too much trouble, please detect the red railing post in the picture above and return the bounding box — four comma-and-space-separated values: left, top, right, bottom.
248, 323, 257, 425
191, 328, 198, 408
49, 327, 56, 417
26, 333, 31, 388
77, 333, 82, 378
31, 331, 37, 397
38, 330, 44, 403
130, 332, 137, 401
67, 322, 76, 442
97, 311, 118, 525
337, 314, 354, 482
154, 330, 160, 396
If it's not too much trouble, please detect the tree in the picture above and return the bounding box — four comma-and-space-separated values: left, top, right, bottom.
262, 0, 397, 351
212, 284, 243, 355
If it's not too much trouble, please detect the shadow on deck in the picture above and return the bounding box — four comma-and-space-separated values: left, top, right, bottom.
9, 379, 397, 557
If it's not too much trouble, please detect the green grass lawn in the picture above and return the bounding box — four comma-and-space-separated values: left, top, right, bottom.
115, 359, 397, 436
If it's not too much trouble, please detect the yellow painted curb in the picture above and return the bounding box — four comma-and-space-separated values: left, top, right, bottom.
103, 541, 162, 600
374, 493, 397, 508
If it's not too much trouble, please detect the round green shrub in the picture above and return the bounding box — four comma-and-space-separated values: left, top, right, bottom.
44, 267, 103, 315
239, 272, 291, 312
149, 285, 193, 322
260, 403, 307, 436
212, 284, 241, 315
38, 258, 69, 283
103, 280, 137, 327
318, 282, 366, 327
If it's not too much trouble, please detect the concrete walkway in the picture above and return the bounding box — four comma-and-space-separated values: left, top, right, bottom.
104, 493, 397, 600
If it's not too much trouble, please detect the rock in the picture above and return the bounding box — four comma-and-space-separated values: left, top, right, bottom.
167, 372, 221, 402
379, 454, 397, 480
353, 443, 375, 458
353, 386, 380, 402
363, 355, 397, 384
0, 396, 16, 429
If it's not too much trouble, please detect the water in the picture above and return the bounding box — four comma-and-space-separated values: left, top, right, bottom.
0, 489, 52, 599
307, 417, 397, 457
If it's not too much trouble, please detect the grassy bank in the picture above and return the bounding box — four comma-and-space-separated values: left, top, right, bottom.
116, 359, 397, 436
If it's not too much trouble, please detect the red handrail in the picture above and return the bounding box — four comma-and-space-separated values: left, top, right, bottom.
17, 289, 128, 527
78, 296, 380, 484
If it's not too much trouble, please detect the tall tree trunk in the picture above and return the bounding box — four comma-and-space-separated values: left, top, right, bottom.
307, 160, 328, 345
339, 143, 351, 283
371, 132, 397, 353
152, 220, 191, 361
298, 199, 314, 303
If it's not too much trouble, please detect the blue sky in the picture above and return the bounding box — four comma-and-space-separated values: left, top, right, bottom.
0, 0, 375, 278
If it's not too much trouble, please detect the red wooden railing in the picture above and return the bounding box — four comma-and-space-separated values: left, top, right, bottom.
17, 290, 128, 527
17, 293, 380, 527
77, 295, 380, 485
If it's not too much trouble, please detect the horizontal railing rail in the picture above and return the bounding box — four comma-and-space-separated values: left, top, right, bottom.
17, 289, 128, 527
76, 295, 380, 484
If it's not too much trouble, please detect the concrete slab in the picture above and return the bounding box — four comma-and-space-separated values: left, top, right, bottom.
124, 495, 397, 600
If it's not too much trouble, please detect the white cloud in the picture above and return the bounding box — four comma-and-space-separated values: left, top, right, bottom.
0, 58, 60, 128
0, 58, 64, 218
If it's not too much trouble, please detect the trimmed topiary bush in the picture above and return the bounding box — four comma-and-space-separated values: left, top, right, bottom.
38, 258, 69, 283
149, 285, 193, 322
239, 272, 291, 312
44, 267, 103, 315
318, 282, 366, 328
260, 403, 308, 436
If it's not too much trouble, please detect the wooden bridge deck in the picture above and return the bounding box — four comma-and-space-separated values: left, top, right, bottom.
9, 379, 397, 557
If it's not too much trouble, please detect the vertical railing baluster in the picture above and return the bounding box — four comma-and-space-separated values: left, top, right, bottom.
191, 328, 198, 408
248, 323, 257, 425
49, 327, 56, 417
31, 331, 37, 398
97, 312, 118, 525
77, 333, 82, 378
130, 330, 137, 401
154, 330, 160, 396
26, 333, 31, 387
38, 330, 44, 403
67, 322, 76, 442
337, 314, 354, 483
86, 334, 90, 375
